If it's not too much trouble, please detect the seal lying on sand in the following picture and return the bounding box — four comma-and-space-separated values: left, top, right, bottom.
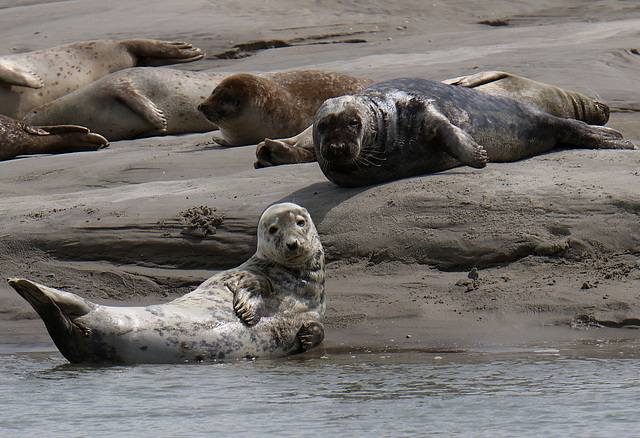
255, 71, 611, 167
197, 70, 375, 146
0, 114, 108, 161
0, 39, 204, 119
24, 68, 227, 141
312, 78, 635, 187
9, 203, 325, 364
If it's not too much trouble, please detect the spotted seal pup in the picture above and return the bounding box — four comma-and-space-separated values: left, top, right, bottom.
8, 203, 324, 364
255, 71, 611, 167
0, 114, 108, 161
197, 70, 375, 146
0, 39, 204, 119
313, 78, 635, 187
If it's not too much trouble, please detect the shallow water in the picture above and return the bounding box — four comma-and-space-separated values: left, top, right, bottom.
2, 340, 640, 437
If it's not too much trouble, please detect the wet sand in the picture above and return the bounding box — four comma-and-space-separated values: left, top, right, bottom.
1, 0, 639, 355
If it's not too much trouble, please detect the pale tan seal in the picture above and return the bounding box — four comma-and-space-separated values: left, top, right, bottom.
255, 71, 612, 167
197, 70, 375, 146
0, 114, 108, 161
8, 202, 325, 364
0, 39, 204, 119
442, 71, 610, 125
24, 67, 228, 141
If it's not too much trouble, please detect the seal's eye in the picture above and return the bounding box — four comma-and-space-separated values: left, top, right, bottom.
349, 119, 361, 129
317, 122, 328, 133
269, 226, 278, 235
297, 219, 306, 227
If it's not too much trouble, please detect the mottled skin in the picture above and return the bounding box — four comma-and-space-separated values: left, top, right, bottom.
0, 114, 108, 161
313, 78, 636, 187
254, 71, 612, 168
24, 68, 226, 141
0, 39, 203, 119
9, 203, 324, 364
197, 70, 375, 146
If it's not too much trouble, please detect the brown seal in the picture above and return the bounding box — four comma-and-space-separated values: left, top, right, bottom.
197, 70, 375, 146
255, 71, 612, 167
0, 114, 108, 161
0, 39, 204, 119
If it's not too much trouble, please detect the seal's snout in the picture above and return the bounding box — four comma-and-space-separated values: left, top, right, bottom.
286, 240, 299, 251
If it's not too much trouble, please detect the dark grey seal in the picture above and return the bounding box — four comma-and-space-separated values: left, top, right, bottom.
313, 78, 636, 187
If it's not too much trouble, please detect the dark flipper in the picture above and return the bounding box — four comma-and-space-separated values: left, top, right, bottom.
7, 278, 93, 363
123, 39, 204, 66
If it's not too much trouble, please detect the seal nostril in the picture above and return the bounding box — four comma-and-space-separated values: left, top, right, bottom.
287, 241, 299, 250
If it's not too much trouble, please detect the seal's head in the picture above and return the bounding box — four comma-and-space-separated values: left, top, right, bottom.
313, 96, 368, 168
256, 202, 322, 267
197, 73, 273, 127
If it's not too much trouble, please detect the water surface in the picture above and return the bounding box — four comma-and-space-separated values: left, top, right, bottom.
2, 340, 639, 437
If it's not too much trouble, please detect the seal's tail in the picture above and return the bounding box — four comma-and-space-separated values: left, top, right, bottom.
8, 278, 93, 362
564, 121, 637, 150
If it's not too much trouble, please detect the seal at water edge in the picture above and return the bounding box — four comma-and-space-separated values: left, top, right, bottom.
0, 39, 204, 119
0, 114, 108, 161
8, 202, 325, 364
197, 70, 375, 146
313, 78, 636, 187
24, 67, 228, 141
254, 71, 612, 167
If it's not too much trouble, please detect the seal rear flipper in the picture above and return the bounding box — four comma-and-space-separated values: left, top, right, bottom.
112, 83, 167, 131
255, 135, 317, 168
0, 61, 44, 89
123, 39, 204, 66
562, 121, 637, 150
7, 278, 94, 362
424, 106, 488, 168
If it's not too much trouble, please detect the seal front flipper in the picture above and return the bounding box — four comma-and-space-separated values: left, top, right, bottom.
423, 105, 488, 168
296, 321, 324, 352
123, 39, 205, 66
224, 271, 274, 325
111, 82, 167, 132
0, 60, 44, 89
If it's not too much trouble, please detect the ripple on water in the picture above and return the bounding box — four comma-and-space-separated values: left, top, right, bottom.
1, 344, 640, 437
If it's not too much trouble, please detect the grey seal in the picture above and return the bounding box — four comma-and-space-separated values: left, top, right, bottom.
9, 202, 325, 364
255, 72, 612, 167
0, 114, 108, 161
313, 78, 635, 187
0, 39, 204, 119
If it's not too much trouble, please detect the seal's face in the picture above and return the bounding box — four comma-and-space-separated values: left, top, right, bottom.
197, 74, 254, 126
313, 97, 365, 167
256, 203, 321, 267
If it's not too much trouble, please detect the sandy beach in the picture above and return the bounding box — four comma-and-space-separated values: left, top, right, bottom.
1, 0, 639, 356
